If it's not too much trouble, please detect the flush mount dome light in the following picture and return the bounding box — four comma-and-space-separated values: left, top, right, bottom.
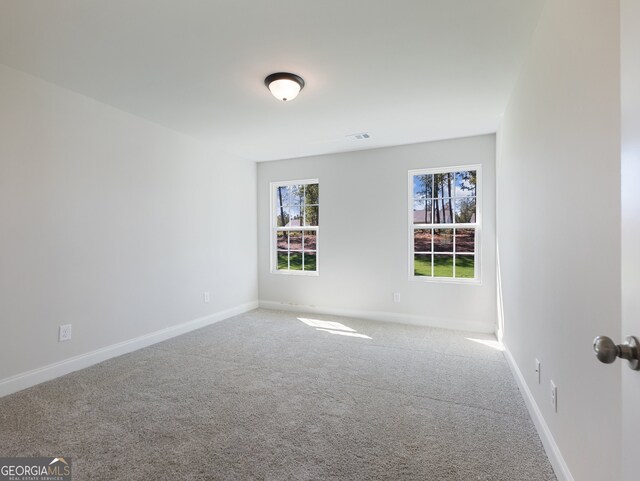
264, 72, 305, 102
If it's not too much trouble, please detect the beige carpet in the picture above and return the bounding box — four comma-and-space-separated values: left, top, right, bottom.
0, 309, 556, 480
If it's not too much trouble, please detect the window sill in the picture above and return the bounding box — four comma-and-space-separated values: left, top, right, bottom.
270, 270, 319, 277
409, 276, 481, 285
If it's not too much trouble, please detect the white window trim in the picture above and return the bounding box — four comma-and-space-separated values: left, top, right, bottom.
407, 164, 482, 285
270, 179, 320, 276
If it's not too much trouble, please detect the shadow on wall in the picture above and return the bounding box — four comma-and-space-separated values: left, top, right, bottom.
496, 240, 506, 342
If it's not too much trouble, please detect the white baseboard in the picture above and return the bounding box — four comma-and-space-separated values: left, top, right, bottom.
503, 345, 574, 481
0, 300, 259, 398
259, 300, 494, 333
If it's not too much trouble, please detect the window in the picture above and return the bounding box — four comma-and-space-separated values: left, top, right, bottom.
271, 180, 319, 275
409, 166, 480, 282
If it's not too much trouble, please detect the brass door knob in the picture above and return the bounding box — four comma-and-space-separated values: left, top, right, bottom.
593, 336, 640, 371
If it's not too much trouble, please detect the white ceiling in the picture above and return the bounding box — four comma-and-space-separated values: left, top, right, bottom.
0, 0, 544, 161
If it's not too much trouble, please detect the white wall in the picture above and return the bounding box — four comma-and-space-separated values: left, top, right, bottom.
497, 1, 620, 480
258, 135, 496, 332
0, 64, 258, 385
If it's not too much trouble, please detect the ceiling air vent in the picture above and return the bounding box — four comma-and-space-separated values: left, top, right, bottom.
346, 132, 371, 140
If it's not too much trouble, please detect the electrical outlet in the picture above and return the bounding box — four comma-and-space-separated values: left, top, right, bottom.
550, 380, 557, 412
535, 359, 541, 384
59, 324, 72, 342
393, 292, 401, 303
203, 291, 210, 303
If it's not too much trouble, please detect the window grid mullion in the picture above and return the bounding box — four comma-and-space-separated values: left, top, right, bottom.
453, 227, 456, 278
410, 167, 480, 282
272, 180, 319, 274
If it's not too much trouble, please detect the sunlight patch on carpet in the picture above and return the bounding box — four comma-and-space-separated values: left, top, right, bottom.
465, 337, 504, 351
298, 317, 372, 339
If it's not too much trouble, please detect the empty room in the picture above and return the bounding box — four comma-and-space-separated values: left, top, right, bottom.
1, 1, 638, 480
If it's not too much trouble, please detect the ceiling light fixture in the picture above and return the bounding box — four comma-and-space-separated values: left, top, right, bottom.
264, 72, 305, 102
